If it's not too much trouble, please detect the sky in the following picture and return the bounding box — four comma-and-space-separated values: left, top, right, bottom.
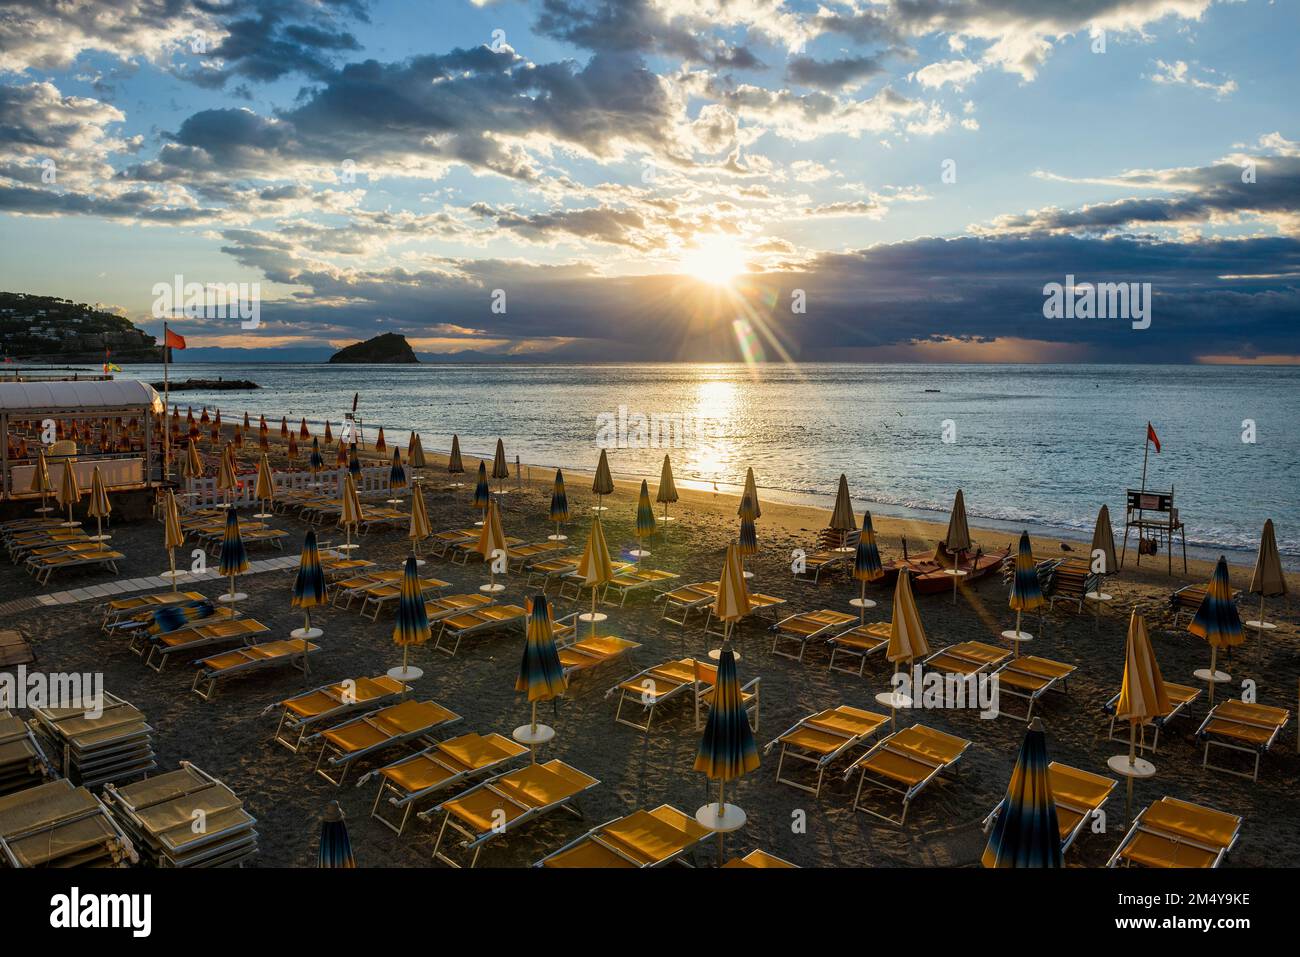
0, 0, 1297, 363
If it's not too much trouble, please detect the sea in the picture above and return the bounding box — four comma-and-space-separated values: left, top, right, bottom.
117, 362, 1300, 567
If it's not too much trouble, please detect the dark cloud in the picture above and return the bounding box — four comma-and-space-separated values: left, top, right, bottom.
786, 54, 887, 91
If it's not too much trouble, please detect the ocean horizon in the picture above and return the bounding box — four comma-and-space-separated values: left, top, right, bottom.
120, 360, 1299, 568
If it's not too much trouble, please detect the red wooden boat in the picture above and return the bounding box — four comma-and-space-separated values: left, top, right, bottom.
881, 538, 1012, 595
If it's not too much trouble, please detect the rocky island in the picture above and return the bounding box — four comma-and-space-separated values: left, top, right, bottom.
327, 332, 419, 364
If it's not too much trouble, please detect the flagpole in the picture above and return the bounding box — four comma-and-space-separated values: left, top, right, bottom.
163, 321, 171, 483
1140, 427, 1150, 494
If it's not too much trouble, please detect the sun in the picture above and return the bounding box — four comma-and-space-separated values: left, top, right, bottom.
679, 235, 748, 285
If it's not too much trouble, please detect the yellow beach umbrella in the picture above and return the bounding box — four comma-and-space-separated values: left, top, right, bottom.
576, 517, 615, 634
162, 489, 185, 591
339, 472, 363, 553
408, 481, 431, 561
216, 443, 238, 508
408, 432, 426, 470
254, 452, 275, 518
183, 437, 203, 481
885, 570, 929, 727
477, 498, 508, 593
29, 449, 52, 513
1246, 519, 1287, 632
656, 454, 678, 526
713, 543, 752, 646
56, 460, 81, 527
1113, 611, 1170, 824
87, 465, 111, 541
592, 449, 614, 515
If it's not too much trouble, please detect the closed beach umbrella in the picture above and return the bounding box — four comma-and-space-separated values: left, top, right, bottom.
577, 517, 615, 634
829, 473, 856, 533
693, 646, 759, 858
200, 407, 210, 426
448, 434, 464, 477
1114, 611, 1170, 823
258, 425, 269, 450
375, 427, 387, 454
287, 432, 298, 461
318, 801, 354, 869
1189, 556, 1244, 704
633, 479, 657, 559
491, 437, 509, 489
852, 510, 884, 621
387, 447, 406, 502
216, 443, 237, 507
1246, 519, 1287, 631
472, 461, 491, 516
183, 438, 203, 481
1007, 531, 1045, 652
392, 555, 432, 674
254, 452, 275, 517
87, 465, 111, 541
340, 473, 362, 552
408, 433, 426, 469
309, 436, 324, 476
739, 468, 761, 521
335, 441, 348, 469
323, 421, 333, 445
886, 569, 929, 724
280, 416, 289, 439
982, 718, 1062, 869
945, 489, 973, 554
714, 543, 751, 643
56, 460, 81, 526
291, 529, 326, 641
738, 514, 757, 557
299, 417, 310, 440
243, 411, 251, 431
656, 454, 678, 525
348, 443, 361, 479
477, 498, 508, 593
518, 594, 567, 701
549, 468, 570, 540
29, 449, 52, 510
1092, 505, 1118, 576
218, 508, 249, 606
162, 489, 184, 589
592, 449, 614, 513
408, 481, 431, 559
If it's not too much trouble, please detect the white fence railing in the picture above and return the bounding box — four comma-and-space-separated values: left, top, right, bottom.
182, 466, 391, 509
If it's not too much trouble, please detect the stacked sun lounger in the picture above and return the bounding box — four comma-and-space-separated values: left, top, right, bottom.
31, 693, 156, 789
0, 710, 54, 796
103, 763, 258, 867
0, 779, 137, 867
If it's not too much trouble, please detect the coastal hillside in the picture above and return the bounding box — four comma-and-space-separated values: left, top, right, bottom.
327, 332, 419, 363
0, 291, 160, 362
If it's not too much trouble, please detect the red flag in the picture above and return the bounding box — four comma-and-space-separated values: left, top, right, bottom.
165, 328, 187, 350
1146, 422, 1161, 453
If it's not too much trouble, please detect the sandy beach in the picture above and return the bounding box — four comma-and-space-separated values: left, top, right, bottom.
2, 417, 1297, 869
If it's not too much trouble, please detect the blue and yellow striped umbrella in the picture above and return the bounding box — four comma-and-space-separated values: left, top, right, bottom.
516, 594, 567, 702
693, 647, 760, 781
392, 555, 431, 649
389, 448, 407, 491
292, 529, 326, 611
1010, 531, 1045, 611
472, 460, 491, 513
218, 508, 249, 577
982, 718, 1062, 868
1189, 556, 1244, 648
853, 510, 884, 582
635, 479, 657, 541
308, 436, 324, 474
549, 469, 570, 523
318, 801, 355, 868
149, 599, 213, 635
348, 443, 362, 478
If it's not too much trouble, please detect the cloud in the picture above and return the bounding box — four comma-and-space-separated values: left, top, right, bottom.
1148, 59, 1237, 98
911, 59, 982, 90
786, 53, 887, 91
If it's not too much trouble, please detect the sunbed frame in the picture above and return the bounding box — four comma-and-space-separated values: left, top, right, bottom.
844, 724, 970, 825
990, 655, 1075, 720
1195, 699, 1289, 781
1102, 681, 1203, 752
765, 705, 890, 796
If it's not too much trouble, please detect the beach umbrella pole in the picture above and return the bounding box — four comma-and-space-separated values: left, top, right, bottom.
859, 580, 867, 624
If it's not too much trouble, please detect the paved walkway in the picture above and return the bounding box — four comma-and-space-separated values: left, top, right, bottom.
0, 554, 300, 617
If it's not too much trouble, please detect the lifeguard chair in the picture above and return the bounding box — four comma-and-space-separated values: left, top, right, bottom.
1120, 488, 1187, 574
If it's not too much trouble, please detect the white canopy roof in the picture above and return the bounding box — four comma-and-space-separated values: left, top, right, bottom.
0, 379, 164, 415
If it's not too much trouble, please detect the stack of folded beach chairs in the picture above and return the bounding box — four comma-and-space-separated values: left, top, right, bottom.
0, 779, 137, 867
0, 710, 54, 796
30, 693, 157, 789
103, 762, 258, 868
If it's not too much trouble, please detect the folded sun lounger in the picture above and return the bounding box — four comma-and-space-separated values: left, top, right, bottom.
426, 759, 599, 868
535, 804, 713, 868
765, 705, 890, 795
358, 731, 530, 835
1195, 699, 1290, 781
1107, 796, 1242, 868
844, 723, 971, 825
983, 762, 1116, 856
